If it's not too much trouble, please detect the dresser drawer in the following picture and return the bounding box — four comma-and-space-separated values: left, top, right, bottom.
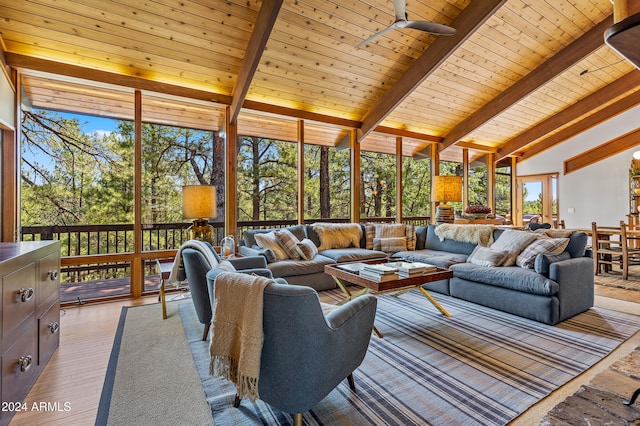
37, 251, 60, 309
38, 301, 60, 366
2, 263, 36, 339
1, 322, 38, 405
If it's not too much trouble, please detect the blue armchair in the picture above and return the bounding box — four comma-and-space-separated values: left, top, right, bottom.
220, 281, 378, 425
181, 250, 278, 341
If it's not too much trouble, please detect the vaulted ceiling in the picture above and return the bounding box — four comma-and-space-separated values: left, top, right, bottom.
1, 0, 639, 163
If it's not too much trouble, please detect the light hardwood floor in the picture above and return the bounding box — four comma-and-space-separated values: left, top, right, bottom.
8, 286, 640, 425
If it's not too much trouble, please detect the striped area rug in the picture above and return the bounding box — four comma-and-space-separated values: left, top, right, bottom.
179, 289, 640, 426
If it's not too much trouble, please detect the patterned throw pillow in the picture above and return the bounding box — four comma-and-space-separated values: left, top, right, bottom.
296, 238, 319, 260
373, 237, 407, 253
375, 223, 406, 238
365, 224, 376, 250
466, 245, 509, 267
275, 229, 301, 260
254, 232, 289, 261
516, 237, 570, 269
490, 230, 538, 266
405, 224, 416, 251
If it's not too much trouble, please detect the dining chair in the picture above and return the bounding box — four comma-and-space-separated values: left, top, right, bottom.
620, 220, 640, 279
591, 222, 624, 277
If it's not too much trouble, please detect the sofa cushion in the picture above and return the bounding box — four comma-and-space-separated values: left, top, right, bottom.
318, 248, 386, 263
490, 230, 538, 266
564, 231, 588, 258
267, 254, 335, 277
243, 225, 307, 248
393, 249, 468, 268
449, 263, 559, 296
422, 225, 477, 255
466, 246, 509, 267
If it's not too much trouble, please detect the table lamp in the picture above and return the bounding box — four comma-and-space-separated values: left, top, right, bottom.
182, 185, 217, 244
432, 176, 462, 224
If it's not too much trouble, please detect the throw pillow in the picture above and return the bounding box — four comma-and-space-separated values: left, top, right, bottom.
490, 230, 538, 266
217, 259, 236, 272
516, 237, 570, 269
364, 223, 376, 249
275, 229, 301, 260
373, 237, 407, 253
254, 232, 289, 261
534, 252, 571, 276
312, 223, 362, 251
405, 224, 416, 251
375, 223, 406, 238
296, 238, 319, 260
466, 245, 509, 267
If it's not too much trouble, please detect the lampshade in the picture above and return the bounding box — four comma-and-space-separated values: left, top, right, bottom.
182, 185, 217, 219
432, 176, 462, 203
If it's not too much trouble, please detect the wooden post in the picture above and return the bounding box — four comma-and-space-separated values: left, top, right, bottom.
2, 68, 18, 242
486, 152, 496, 214
396, 136, 403, 223
224, 106, 238, 239
297, 120, 305, 224
131, 90, 143, 298
430, 144, 440, 224
350, 129, 360, 223
462, 148, 469, 212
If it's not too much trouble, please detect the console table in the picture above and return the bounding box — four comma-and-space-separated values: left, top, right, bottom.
0, 241, 60, 426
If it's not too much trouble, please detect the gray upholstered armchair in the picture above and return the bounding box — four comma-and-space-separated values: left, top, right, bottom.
182, 249, 278, 341
232, 282, 377, 426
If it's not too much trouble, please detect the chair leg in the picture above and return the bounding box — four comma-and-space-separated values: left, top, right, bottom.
233, 394, 241, 408
292, 413, 303, 426
347, 373, 356, 391
202, 322, 211, 341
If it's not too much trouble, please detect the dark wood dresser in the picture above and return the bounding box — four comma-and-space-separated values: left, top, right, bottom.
0, 241, 60, 426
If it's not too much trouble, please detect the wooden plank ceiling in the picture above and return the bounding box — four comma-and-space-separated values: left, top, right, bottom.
2, 0, 640, 163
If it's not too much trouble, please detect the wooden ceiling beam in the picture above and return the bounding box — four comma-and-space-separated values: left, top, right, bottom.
440, 15, 615, 152
519, 87, 640, 162
564, 127, 640, 175
5, 53, 233, 105
498, 70, 640, 160
228, 0, 283, 125
357, 0, 507, 144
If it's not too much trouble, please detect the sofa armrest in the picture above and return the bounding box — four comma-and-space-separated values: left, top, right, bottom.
238, 245, 276, 263
228, 255, 268, 270
549, 257, 594, 320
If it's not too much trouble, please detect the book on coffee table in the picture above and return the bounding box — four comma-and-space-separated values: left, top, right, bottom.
336, 263, 365, 274
384, 261, 438, 276
361, 263, 398, 274
359, 268, 398, 282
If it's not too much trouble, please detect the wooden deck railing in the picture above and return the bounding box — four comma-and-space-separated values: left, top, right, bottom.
20, 216, 432, 286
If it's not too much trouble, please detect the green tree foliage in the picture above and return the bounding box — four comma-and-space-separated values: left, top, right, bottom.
361, 151, 396, 218
402, 157, 431, 217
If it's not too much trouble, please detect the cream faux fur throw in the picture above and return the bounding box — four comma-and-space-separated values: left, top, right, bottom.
434, 224, 495, 247
312, 222, 362, 251
210, 272, 273, 402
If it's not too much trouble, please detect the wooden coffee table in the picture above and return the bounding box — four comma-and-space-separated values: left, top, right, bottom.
324, 259, 454, 337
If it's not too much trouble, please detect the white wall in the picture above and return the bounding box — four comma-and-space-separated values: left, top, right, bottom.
517, 104, 640, 229
0, 69, 15, 130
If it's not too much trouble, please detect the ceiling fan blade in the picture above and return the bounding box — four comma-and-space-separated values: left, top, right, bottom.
404, 20, 457, 36
393, 0, 408, 21
356, 23, 398, 48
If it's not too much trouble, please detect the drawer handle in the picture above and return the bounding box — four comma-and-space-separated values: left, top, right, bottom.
48, 270, 59, 281
49, 322, 60, 334
19, 287, 35, 303
18, 355, 32, 372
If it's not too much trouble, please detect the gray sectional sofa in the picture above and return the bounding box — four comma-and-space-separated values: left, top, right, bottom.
238, 223, 593, 325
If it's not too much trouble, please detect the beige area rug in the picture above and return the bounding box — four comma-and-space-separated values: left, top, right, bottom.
595, 269, 640, 292
96, 301, 212, 426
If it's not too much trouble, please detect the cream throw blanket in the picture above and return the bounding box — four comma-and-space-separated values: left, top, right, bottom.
435, 224, 495, 247
168, 239, 219, 285
312, 222, 362, 251
209, 272, 273, 402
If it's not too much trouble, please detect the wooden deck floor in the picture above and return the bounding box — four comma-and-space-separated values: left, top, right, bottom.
60, 274, 183, 304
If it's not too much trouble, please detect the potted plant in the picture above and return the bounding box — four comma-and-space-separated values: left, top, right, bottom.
465, 205, 491, 219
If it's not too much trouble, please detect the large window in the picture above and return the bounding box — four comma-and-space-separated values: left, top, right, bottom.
402, 156, 431, 218
21, 108, 134, 301
361, 151, 397, 219
303, 144, 350, 220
